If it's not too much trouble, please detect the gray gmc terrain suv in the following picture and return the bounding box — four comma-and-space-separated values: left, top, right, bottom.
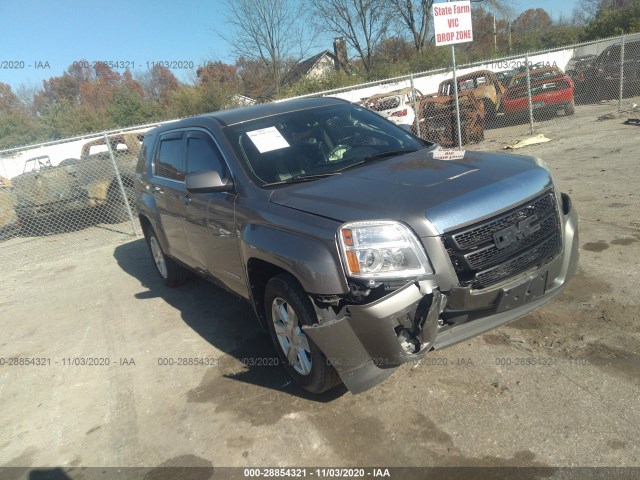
135, 97, 579, 394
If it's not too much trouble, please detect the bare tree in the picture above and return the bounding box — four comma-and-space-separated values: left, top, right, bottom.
138, 65, 180, 103
223, 0, 306, 95
14, 82, 41, 115
388, 0, 510, 54
310, 0, 388, 72
388, 0, 430, 53
573, 0, 605, 23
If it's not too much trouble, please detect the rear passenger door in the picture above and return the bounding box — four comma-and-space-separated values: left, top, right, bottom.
183, 130, 247, 297
150, 132, 191, 263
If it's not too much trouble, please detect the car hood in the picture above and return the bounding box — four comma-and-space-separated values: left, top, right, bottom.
269, 148, 553, 237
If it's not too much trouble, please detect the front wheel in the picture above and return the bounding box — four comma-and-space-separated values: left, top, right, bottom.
145, 226, 190, 287
264, 274, 341, 394
565, 99, 575, 116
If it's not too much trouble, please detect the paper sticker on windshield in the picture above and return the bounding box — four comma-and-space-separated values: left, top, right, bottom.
246, 127, 290, 153
432, 146, 465, 161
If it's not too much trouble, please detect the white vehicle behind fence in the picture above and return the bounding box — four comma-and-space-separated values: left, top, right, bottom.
359, 87, 423, 127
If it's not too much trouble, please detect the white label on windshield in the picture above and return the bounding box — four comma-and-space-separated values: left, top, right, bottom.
432, 146, 465, 160
246, 127, 290, 153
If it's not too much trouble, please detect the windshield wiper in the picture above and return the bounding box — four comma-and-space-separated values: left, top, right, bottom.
337, 148, 419, 173
363, 148, 418, 161
262, 172, 340, 187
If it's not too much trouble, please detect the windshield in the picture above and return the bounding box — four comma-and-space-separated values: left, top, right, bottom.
224, 103, 427, 186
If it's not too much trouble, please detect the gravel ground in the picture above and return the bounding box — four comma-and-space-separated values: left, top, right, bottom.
0, 98, 639, 478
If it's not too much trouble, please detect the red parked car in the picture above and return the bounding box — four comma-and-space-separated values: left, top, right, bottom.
503, 67, 575, 118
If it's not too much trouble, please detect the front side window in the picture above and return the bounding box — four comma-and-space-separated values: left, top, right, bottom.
186, 133, 227, 177
155, 134, 184, 181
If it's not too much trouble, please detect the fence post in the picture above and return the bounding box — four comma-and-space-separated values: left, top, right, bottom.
619, 35, 626, 112
103, 132, 140, 237
451, 45, 463, 149
409, 73, 421, 139
525, 54, 534, 135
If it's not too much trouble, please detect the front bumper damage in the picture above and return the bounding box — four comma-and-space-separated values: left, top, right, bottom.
303, 197, 580, 394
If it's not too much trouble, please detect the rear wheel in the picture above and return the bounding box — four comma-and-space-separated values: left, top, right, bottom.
483, 99, 497, 121
472, 115, 485, 142
104, 180, 135, 224
264, 273, 341, 394
565, 99, 575, 115
145, 226, 190, 287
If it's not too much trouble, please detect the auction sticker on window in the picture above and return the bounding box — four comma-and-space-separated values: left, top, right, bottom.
246, 127, 290, 153
432, 146, 465, 160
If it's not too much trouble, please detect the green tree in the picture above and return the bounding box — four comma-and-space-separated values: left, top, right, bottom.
0, 83, 23, 115
280, 70, 367, 97
109, 87, 159, 127
0, 113, 43, 149
583, 0, 640, 38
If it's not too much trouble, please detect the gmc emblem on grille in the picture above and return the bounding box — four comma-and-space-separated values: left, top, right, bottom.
493, 215, 541, 249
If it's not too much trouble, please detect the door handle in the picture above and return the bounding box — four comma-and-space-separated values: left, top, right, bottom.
151, 185, 164, 194
183, 194, 191, 205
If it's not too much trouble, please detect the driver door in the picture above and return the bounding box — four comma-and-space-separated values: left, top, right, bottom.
182, 130, 247, 297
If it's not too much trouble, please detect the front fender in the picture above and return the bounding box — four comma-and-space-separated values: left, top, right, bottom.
241, 224, 349, 295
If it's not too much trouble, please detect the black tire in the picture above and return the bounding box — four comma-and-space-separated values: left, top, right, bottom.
104, 181, 135, 224
144, 226, 190, 287
264, 273, 341, 394
483, 99, 497, 121
472, 116, 485, 142
565, 99, 575, 116
15, 209, 40, 236
459, 127, 468, 147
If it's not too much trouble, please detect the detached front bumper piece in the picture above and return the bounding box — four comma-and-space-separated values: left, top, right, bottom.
304, 196, 579, 394
303, 284, 445, 394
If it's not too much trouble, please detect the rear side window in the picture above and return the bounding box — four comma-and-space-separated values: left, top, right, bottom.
186, 132, 227, 177
155, 133, 184, 181
136, 135, 155, 175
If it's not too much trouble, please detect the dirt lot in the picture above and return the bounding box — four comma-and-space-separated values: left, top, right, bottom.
1, 98, 639, 477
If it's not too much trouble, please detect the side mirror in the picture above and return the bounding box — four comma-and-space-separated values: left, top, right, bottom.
185, 170, 234, 193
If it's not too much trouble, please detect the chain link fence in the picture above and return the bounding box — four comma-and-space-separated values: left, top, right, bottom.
1, 34, 639, 268
0, 128, 168, 267
288, 33, 640, 148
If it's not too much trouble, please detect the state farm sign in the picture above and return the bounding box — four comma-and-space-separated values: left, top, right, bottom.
433, 1, 473, 46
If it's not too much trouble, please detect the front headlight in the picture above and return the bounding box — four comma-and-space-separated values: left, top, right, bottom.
338, 221, 433, 279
